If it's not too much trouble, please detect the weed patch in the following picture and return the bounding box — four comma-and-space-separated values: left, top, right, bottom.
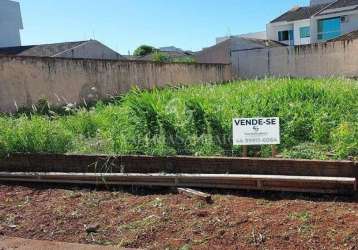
0, 78, 357, 159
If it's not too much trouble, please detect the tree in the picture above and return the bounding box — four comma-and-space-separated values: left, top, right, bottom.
152, 52, 171, 63
133, 45, 156, 57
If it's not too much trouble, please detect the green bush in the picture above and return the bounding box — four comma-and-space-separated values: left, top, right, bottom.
152, 52, 170, 63
133, 45, 156, 57
173, 56, 196, 64
0, 115, 73, 154
61, 109, 99, 138
282, 143, 330, 160
331, 122, 358, 159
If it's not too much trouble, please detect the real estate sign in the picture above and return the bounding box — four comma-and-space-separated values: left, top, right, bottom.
233, 117, 280, 146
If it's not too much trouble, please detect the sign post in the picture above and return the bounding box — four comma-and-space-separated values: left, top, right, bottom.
271, 145, 278, 158
233, 117, 280, 157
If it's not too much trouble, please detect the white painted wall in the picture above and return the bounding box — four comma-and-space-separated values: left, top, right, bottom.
0, 0, 23, 47
293, 19, 311, 45
266, 22, 294, 45
267, 11, 358, 45
341, 13, 358, 35
267, 19, 312, 46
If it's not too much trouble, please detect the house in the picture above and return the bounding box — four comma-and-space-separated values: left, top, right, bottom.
0, 40, 125, 60
0, 0, 23, 47
267, 0, 358, 45
195, 36, 284, 64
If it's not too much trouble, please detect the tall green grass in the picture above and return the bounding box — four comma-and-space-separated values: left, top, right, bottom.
0, 78, 357, 160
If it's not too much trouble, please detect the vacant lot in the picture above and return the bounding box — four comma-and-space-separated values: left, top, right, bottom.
0, 78, 357, 160
0, 184, 357, 249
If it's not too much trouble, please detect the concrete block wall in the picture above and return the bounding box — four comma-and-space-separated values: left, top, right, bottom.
232, 39, 358, 78
0, 56, 232, 113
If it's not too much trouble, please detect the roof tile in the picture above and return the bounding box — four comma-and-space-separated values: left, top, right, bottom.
271, 4, 328, 23
0, 41, 88, 57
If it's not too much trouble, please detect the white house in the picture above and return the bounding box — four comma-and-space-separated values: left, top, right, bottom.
0, 0, 23, 47
267, 0, 358, 45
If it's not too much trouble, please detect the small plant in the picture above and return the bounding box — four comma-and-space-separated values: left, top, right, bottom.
288, 211, 312, 235
249, 227, 266, 246
118, 215, 160, 232
289, 211, 311, 222
34, 98, 51, 115
179, 244, 192, 250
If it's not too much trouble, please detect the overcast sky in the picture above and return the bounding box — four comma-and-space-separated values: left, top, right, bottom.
18, 0, 308, 54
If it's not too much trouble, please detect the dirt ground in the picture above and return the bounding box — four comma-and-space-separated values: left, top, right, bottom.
0, 236, 130, 250
0, 183, 357, 250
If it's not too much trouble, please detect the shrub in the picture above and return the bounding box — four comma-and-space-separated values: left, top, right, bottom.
173, 56, 196, 63
133, 45, 156, 57
152, 52, 171, 63
331, 122, 358, 159
62, 109, 99, 138
282, 143, 330, 160
0, 115, 73, 154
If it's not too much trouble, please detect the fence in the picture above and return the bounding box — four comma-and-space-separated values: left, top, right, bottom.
232, 39, 358, 78
0, 56, 232, 113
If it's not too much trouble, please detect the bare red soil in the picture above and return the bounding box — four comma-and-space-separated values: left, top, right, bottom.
0, 236, 125, 250
0, 183, 357, 250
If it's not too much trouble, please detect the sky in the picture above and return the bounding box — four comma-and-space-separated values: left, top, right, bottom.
19, 0, 308, 55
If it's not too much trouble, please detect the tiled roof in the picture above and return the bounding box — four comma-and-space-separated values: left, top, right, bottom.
0, 45, 35, 55
324, 0, 358, 9
0, 41, 88, 57
271, 0, 358, 23
271, 4, 328, 23
317, 0, 358, 15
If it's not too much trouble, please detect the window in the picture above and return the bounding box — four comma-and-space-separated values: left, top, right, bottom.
318, 17, 341, 40
278, 30, 289, 41
278, 30, 294, 45
300, 26, 310, 38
